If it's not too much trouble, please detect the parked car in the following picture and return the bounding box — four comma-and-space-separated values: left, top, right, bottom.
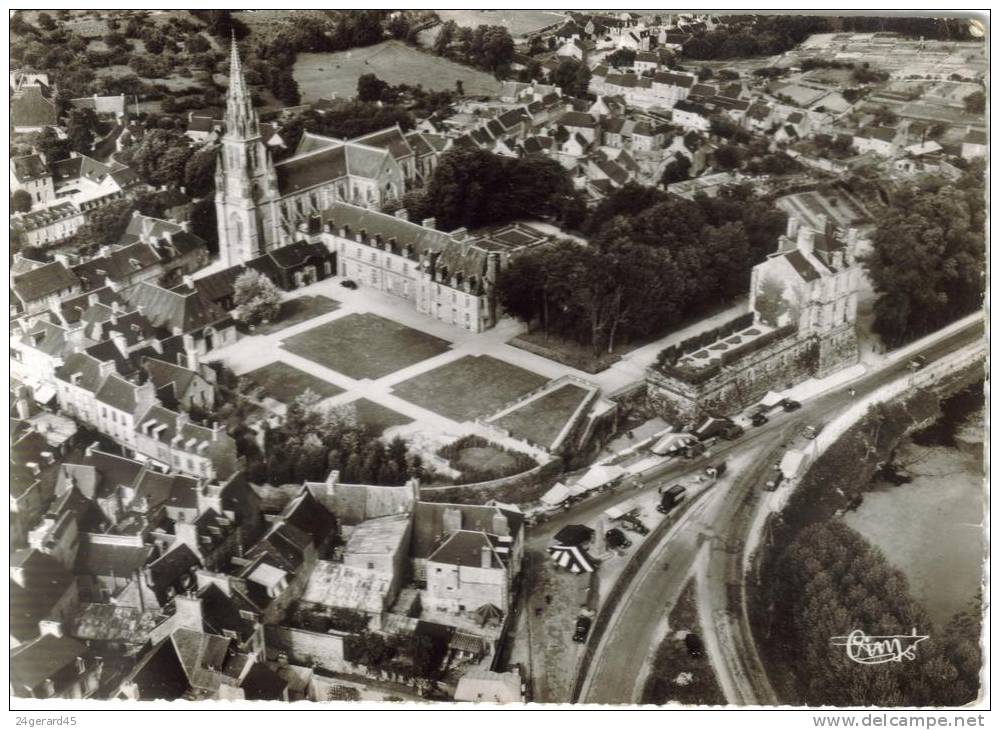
684, 633, 704, 657
909, 355, 927, 371
340, 279, 358, 289
751, 413, 769, 427
573, 616, 593, 643
605, 528, 632, 549
803, 425, 819, 440
620, 514, 649, 535
657, 484, 687, 514
765, 473, 784, 491
781, 398, 802, 412
706, 461, 727, 479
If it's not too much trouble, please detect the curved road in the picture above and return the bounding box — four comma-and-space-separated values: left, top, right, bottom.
570, 317, 984, 705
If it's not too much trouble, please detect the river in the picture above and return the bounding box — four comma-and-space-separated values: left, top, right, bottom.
843, 382, 986, 628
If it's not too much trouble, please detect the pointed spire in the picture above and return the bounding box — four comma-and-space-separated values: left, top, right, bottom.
225, 32, 257, 139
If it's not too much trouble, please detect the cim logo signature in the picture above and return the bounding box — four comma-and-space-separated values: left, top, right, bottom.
831, 629, 929, 665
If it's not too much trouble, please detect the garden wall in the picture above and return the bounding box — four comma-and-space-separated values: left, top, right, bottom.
418, 457, 564, 505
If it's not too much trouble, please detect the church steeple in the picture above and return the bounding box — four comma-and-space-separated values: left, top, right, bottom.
225, 34, 258, 140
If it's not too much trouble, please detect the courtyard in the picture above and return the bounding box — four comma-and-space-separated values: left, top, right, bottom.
391, 354, 549, 423
281, 312, 452, 381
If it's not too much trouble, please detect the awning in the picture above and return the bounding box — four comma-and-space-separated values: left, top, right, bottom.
540, 482, 571, 506
759, 390, 785, 408
576, 464, 626, 491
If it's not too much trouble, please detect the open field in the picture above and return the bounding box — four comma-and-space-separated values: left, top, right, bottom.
494, 383, 591, 449
293, 41, 502, 102
434, 9, 565, 38
392, 355, 548, 423
244, 361, 345, 403
281, 312, 451, 381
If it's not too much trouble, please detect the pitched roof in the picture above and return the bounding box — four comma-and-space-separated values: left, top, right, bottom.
556, 110, 597, 128
68, 602, 162, 644
11, 84, 57, 128
120, 637, 190, 700
10, 550, 76, 642
54, 351, 107, 392
784, 249, 823, 282
353, 126, 414, 160
964, 129, 986, 145
10, 635, 88, 692
95, 373, 141, 412
429, 530, 505, 569
653, 71, 696, 88
412, 502, 523, 560
76, 540, 153, 577
120, 282, 227, 334
11, 261, 80, 303
240, 663, 288, 700
11, 154, 50, 182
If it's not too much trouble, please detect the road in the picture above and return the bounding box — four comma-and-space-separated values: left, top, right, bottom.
519, 316, 984, 704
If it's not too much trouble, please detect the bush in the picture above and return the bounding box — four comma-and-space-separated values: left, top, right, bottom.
437, 435, 538, 484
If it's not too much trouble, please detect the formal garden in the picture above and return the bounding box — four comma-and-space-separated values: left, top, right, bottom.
391, 354, 548, 423
281, 312, 452, 381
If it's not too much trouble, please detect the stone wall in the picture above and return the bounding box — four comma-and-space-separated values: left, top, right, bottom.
647, 333, 820, 422
265, 625, 355, 674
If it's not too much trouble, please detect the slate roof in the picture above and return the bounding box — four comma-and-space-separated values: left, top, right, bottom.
94, 373, 140, 412
68, 602, 161, 644
11, 261, 80, 304
964, 129, 986, 145
120, 282, 227, 334
353, 126, 414, 160
653, 71, 696, 88
10, 550, 76, 642
784, 249, 823, 282
55, 351, 107, 392
10, 202, 82, 236
11, 153, 50, 182
412, 502, 523, 560
556, 111, 597, 128
11, 84, 57, 128
241, 663, 288, 700
76, 540, 153, 577
142, 358, 199, 397
147, 544, 201, 595
120, 637, 190, 700
10, 635, 88, 693
191, 265, 245, 305
428, 530, 504, 569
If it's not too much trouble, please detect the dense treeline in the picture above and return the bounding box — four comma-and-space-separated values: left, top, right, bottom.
396, 147, 585, 231
496, 184, 787, 355
243, 391, 423, 487
863, 166, 985, 348
683, 15, 978, 60
431, 21, 515, 74
769, 521, 981, 706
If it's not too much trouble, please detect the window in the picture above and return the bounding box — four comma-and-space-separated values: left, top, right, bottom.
367, 562, 375, 570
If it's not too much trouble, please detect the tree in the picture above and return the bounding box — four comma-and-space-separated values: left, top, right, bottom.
862, 183, 985, 348
357, 73, 390, 103
30, 127, 72, 162
11, 190, 32, 213
551, 58, 591, 98
605, 48, 636, 69
190, 198, 218, 255
183, 149, 217, 198
71, 199, 135, 254
714, 143, 744, 170
233, 269, 283, 325
36, 12, 55, 30
963, 90, 985, 114
661, 156, 692, 185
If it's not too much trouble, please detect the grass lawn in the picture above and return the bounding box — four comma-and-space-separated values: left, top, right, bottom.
454, 446, 519, 474
640, 580, 725, 706
493, 383, 591, 449
281, 312, 451, 381
344, 398, 413, 432
293, 40, 502, 102
244, 361, 344, 404
423, 9, 565, 40
392, 355, 548, 423
251, 295, 340, 336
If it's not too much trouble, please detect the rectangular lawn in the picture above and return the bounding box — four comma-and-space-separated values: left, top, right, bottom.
281, 312, 451, 381
343, 398, 413, 432
493, 383, 592, 449
392, 355, 548, 423
245, 361, 344, 404
252, 295, 339, 336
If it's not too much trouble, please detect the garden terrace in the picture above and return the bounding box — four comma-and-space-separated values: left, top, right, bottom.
487, 377, 599, 453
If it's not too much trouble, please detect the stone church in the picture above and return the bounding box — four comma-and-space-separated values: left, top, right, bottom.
215, 39, 440, 268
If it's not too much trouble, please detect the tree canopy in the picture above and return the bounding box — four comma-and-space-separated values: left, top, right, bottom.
862, 173, 985, 348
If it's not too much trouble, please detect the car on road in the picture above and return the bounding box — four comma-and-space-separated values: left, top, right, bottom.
781, 398, 802, 412
684, 633, 704, 657
573, 616, 593, 643
706, 461, 727, 479
340, 279, 358, 289
803, 425, 819, 439
605, 528, 632, 549
751, 413, 769, 427
909, 355, 927, 371
765, 473, 784, 491
657, 484, 687, 514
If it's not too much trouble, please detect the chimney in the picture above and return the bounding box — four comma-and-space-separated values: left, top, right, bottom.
173, 591, 203, 631
110, 331, 127, 357
442, 507, 462, 535
182, 334, 199, 370
787, 216, 800, 239
422, 217, 436, 230
394, 208, 409, 221
491, 511, 510, 537
480, 544, 493, 569
38, 619, 64, 638
98, 360, 117, 378
797, 225, 815, 254
175, 520, 200, 554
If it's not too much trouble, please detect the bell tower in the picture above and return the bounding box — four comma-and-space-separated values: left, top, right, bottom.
215, 36, 278, 267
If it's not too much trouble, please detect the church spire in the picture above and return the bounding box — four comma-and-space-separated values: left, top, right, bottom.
225, 33, 258, 139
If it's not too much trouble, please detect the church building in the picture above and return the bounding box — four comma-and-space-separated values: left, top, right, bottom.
215, 39, 441, 268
